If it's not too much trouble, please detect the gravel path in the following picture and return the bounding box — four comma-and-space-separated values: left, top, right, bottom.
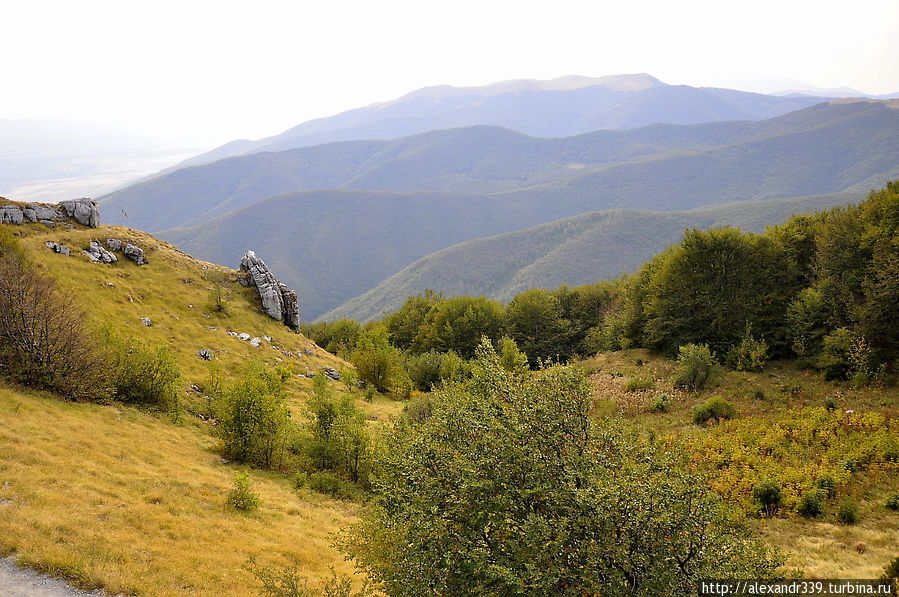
0, 558, 109, 597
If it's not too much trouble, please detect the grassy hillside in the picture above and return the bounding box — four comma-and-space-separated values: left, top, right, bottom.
0, 219, 402, 595
323, 192, 862, 322
579, 350, 898, 578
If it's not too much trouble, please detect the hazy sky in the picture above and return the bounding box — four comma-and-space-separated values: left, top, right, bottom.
4, 0, 898, 147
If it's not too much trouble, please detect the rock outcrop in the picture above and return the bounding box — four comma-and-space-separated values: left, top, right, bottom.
239, 250, 301, 331
0, 198, 99, 228
84, 240, 117, 263
59, 199, 100, 227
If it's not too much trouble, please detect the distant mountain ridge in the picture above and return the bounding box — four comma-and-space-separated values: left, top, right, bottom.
101, 100, 897, 234
172, 73, 827, 169
153, 100, 899, 319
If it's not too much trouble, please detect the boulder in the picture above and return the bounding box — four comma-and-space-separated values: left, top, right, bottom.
44, 241, 71, 256
58, 198, 99, 227
237, 333, 251, 341
106, 238, 123, 252
239, 250, 301, 330
123, 243, 144, 265
323, 367, 341, 381
0, 206, 23, 224
84, 240, 117, 264
197, 349, 214, 361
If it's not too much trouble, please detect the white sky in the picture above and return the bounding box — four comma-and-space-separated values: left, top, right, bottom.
3, 0, 898, 147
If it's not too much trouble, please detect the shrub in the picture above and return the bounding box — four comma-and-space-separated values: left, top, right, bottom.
691, 395, 735, 425
884, 494, 899, 511
752, 479, 782, 516
227, 471, 260, 511
404, 394, 434, 425
815, 328, 856, 380
823, 396, 837, 411
797, 488, 826, 518
881, 556, 899, 594
816, 474, 837, 496
674, 344, 721, 392
340, 338, 784, 595
0, 250, 109, 400
306, 390, 371, 484
726, 326, 769, 372
104, 330, 181, 407
217, 365, 291, 469
839, 458, 859, 473
649, 393, 668, 413
307, 471, 359, 500
625, 377, 654, 392
836, 500, 859, 524
291, 471, 308, 490
351, 325, 404, 393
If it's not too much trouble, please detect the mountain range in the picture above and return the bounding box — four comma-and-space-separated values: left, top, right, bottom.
102, 98, 899, 320
170, 74, 828, 169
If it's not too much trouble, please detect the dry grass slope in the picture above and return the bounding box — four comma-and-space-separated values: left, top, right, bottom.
0, 220, 401, 595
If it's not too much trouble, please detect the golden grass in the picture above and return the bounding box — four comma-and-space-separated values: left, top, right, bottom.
0, 221, 405, 594
0, 385, 358, 596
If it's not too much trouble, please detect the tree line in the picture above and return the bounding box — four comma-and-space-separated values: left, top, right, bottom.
304, 181, 899, 392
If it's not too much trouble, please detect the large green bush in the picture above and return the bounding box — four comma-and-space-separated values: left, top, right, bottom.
217, 364, 291, 469
340, 339, 783, 596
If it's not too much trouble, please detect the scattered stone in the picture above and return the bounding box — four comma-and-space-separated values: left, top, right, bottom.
281, 351, 292, 357
105, 282, 115, 287
209, 326, 217, 331
142, 317, 152, 326
197, 349, 214, 361
323, 367, 341, 381
59, 198, 100, 227
123, 243, 144, 265
84, 240, 117, 264
238, 250, 301, 330
237, 333, 251, 341
250, 337, 261, 347
39, 220, 57, 228
228, 331, 238, 337
203, 313, 210, 318
106, 238, 123, 252
263, 336, 271, 342
128, 295, 134, 303
188, 304, 193, 308
304, 348, 313, 355
305, 372, 315, 378
44, 241, 70, 256
190, 383, 202, 393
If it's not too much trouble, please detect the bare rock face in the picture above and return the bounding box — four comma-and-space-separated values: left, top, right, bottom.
0, 198, 99, 228
0, 206, 23, 224
59, 199, 100, 227
239, 250, 301, 331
